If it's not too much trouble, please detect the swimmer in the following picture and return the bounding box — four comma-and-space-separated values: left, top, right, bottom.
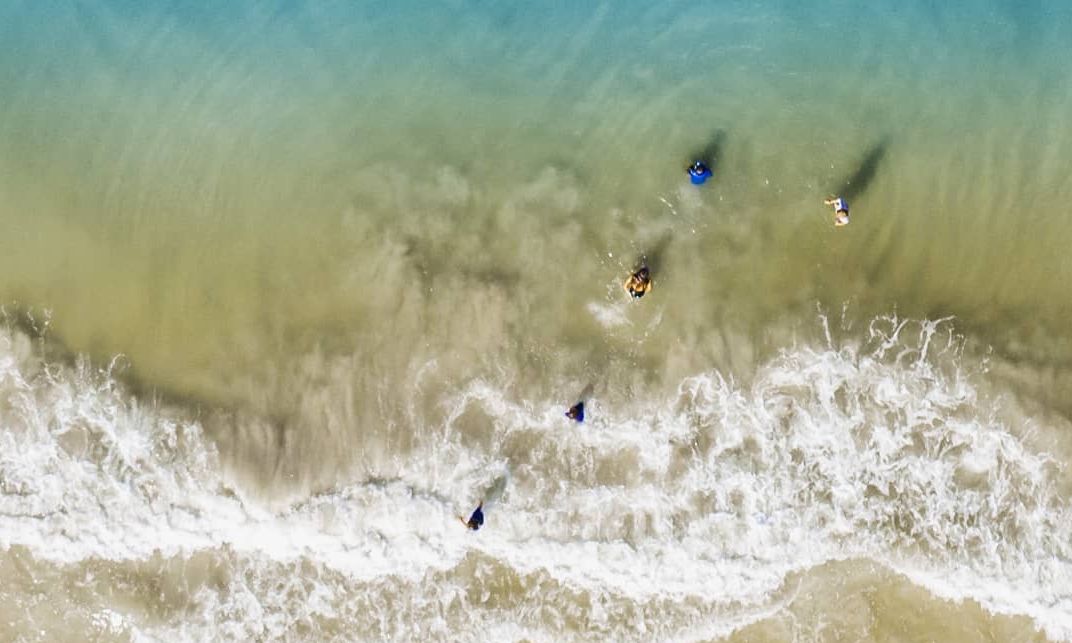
459, 502, 484, 531
823, 195, 850, 227
565, 401, 585, 423
624, 266, 652, 299
687, 161, 712, 185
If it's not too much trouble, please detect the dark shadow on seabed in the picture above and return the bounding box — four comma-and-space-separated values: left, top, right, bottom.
637, 232, 673, 278
575, 382, 594, 401
835, 138, 889, 201
691, 129, 727, 170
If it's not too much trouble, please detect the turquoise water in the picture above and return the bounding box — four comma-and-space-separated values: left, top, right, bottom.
2, 1, 1072, 640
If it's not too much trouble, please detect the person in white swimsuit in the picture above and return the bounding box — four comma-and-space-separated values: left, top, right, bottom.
824, 196, 849, 227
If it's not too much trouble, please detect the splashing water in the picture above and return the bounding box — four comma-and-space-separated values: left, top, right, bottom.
1, 316, 1069, 641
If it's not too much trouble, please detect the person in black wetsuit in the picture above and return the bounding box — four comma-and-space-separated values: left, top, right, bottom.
565, 401, 585, 423
460, 502, 484, 530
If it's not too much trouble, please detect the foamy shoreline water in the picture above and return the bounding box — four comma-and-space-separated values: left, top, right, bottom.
2, 317, 1070, 640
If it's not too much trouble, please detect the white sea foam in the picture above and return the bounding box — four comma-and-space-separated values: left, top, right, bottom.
1, 318, 1070, 640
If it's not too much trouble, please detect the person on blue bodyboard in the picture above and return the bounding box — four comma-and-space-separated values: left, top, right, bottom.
687, 160, 712, 185
459, 502, 484, 530
565, 401, 585, 423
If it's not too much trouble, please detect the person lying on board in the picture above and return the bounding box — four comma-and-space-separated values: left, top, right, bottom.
565, 401, 585, 423
459, 502, 484, 531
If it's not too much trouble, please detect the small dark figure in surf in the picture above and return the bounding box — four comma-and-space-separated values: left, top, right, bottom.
687, 160, 712, 185
565, 401, 585, 423
460, 502, 484, 531
824, 195, 850, 227
625, 266, 653, 299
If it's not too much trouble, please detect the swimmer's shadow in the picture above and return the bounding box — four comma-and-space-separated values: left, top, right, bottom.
636, 232, 673, 277
835, 138, 889, 202
691, 129, 727, 169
